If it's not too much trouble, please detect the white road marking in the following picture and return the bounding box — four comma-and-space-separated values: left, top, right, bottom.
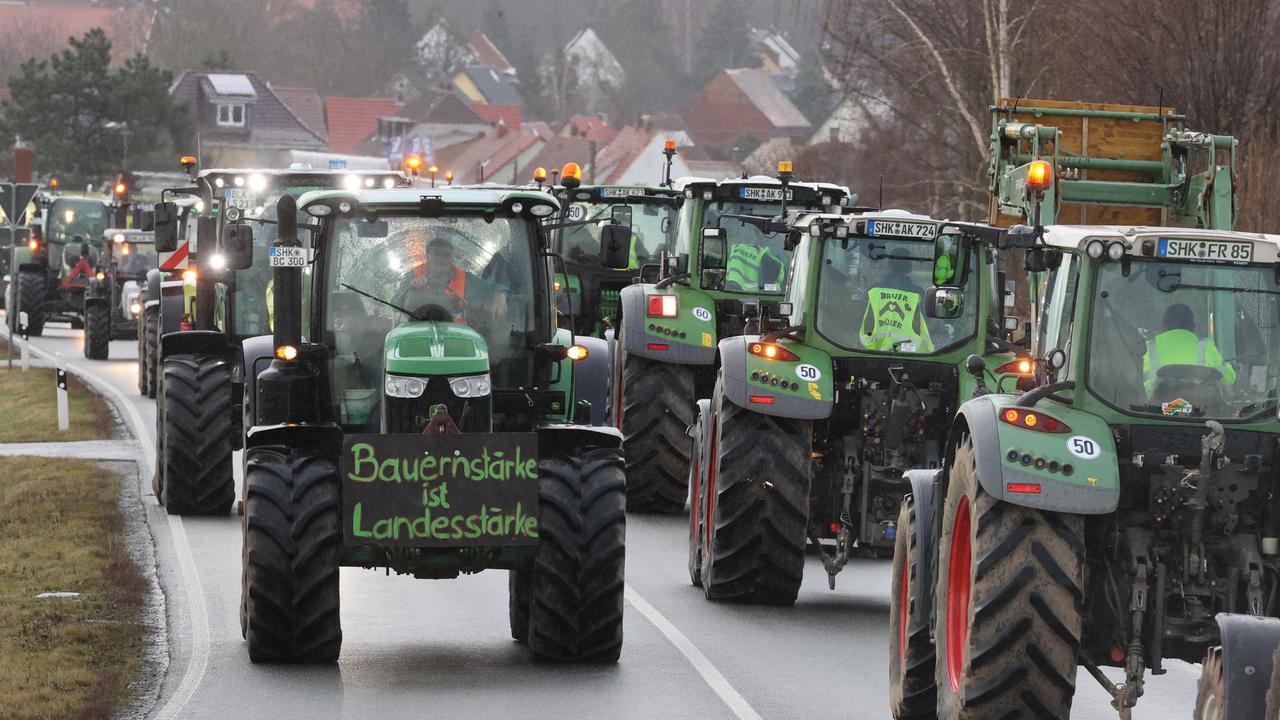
3, 330, 211, 720
625, 584, 764, 720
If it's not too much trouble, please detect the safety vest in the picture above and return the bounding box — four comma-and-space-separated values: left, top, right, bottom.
933, 254, 954, 285
1142, 329, 1236, 392
724, 244, 784, 291
628, 233, 640, 270
860, 286, 934, 352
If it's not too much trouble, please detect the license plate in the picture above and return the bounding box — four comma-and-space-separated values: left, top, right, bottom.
739, 187, 792, 202
224, 188, 251, 209
1157, 238, 1253, 264
269, 246, 306, 267
867, 219, 935, 239
599, 187, 643, 199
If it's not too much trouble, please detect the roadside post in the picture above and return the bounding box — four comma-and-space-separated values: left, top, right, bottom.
19, 311, 28, 371
54, 351, 68, 431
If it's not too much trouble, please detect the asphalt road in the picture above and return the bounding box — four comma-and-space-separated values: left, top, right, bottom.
10, 321, 1202, 719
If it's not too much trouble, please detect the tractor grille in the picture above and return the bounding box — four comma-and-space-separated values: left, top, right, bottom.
384, 377, 491, 433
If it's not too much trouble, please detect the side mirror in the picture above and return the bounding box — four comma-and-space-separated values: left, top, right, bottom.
931, 231, 971, 287
137, 210, 155, 232
701, 227, 727, 270
154, 201, 178, 252
221, 224, 254, 271
600, 223, 631, 270
925, 286, 964, 319
1003, 316, 1020, 332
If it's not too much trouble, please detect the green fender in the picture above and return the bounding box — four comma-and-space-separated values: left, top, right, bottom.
717, 335, 833, 420
953, 394, 1120, 514
617, 282, 717, 365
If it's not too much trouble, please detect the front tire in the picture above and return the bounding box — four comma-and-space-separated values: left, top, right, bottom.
144, 310, 159, 398
889, 493, 936, 719
158, 353, 234, 515
610, 326, 695, 514
528, 447, 626, 662
1266, 645, 1280, 720
934, 434, 1084, 720
16, 270, 46, 336
701, 373, 810, 605
242, 446, 342, 663
84, 302, 109, 360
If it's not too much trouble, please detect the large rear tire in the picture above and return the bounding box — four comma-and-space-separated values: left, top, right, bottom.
1196, 645, 1228, 720
158, 353, 234, 515
610, 326, 695, 514
242, 445, 342, 663
889, 493, 937, 719
509, 570, 531, 643
528, 447, 626, 662
701, 373, 810, 605
144, 310, 159, 398
934, 434, 1084, 720
84, 302, 109, 360
1266, 645, 1280, 720
16, 270, 45, 336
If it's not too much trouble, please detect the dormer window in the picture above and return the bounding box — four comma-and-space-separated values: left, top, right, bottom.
217, 103, 246, 127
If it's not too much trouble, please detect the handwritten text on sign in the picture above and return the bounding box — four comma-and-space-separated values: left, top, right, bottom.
341, 433, 540, 547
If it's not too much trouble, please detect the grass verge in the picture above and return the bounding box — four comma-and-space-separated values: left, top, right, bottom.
0, 362, 113, 442
0, 457, 146, 720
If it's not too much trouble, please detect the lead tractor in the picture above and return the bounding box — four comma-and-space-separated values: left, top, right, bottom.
9, 194, 113, 336
609, 164, 849, 512
686, 209, 1029, 605
238, 187, 625, 664
888, 100, 1280, 720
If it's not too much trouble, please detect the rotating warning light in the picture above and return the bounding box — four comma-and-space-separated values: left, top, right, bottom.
777, 161, 793, 174
561, 162, 583, 189
113, 181, 127, 195
664, 138, 677, 152
533, 167, 547, 183
1027, 160, 1052, 191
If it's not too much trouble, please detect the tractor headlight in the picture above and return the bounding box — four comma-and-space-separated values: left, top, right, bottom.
129, 300, 142, 316
385, 374, 427, 398
448, 374, 491, 398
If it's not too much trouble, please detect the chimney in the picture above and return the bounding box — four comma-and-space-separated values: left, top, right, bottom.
13, 141, 33, 183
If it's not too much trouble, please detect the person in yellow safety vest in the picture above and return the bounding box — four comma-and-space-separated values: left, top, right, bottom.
724, 243, 785, 291
933, 251, 954, 285
860, 258, 934, 353
1142, 303, 1235, 394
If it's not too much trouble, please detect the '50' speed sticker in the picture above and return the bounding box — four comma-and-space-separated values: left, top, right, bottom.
1067, 436, 1100, 459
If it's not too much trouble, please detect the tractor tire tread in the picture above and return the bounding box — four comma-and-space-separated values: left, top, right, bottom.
160, 353, 234, 515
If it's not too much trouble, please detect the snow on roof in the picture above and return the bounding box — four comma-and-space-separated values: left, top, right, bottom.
564, 28, 625, 88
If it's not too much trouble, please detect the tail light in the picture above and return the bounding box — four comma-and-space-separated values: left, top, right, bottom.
647, 294, 678, 317
749, 342, 799, 362
1000, 407, 1070, 433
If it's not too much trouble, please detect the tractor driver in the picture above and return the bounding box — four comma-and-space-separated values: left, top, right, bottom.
394, 228, 508, 327
859, 255, 934, 353
1141, 303, 1236, 395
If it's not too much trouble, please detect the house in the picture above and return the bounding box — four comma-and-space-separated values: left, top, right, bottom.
324, 97, 403, 155
561, 115, 617, 146
522, 136, 594, 184
558, 28, 625, 115
809, 98, 868, 146
272, 86, 329, 147
170, 71, 327, 166
685, 68, 812, 156
468, 32, 515, 76
415, 19, 477, 80
751, 29, 802, 78
436, 124, 547, 185
451, 65, 522, 127
594, 126, 693, 186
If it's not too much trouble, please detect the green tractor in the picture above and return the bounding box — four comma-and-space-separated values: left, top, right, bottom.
237, 186, 624, 664
149, 166, 404, 516
135, 195, 200, 397
83, 228, 157, 360
609, 164, 850, 512
888, 101, 1280, 719
8, 194, 114, 336
686, 209, 1029, 605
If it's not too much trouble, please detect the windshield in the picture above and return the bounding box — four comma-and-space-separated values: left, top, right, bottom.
47, 199, 110, 244
1087, 259, 1280, 421
703, 201, 798, 294
116, 242, 156, 275
559, 200, 676, 270
231, 199, 313, 337
321, 214, 539, 427
815, 236, 977, 354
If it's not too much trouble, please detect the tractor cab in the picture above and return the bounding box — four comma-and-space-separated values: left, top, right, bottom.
548, 180, 681, 336
82, 228, 157, 360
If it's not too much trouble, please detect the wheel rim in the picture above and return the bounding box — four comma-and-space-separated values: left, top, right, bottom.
945, 495, 972, 692
898, 550, 910, 662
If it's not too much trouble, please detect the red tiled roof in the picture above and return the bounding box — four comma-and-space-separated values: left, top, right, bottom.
562, 115, 618, 145
596, 127, 655, 184
0, 4, 154, 64
400, 89, 488, 126
468, 32, 513, 74
468, 103, 521, 129
273, 86, 328, 144
325, 97, 402, 154
445, 125, 543, 184
523, 137, 592, 182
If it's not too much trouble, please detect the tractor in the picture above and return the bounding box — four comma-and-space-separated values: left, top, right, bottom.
687, 209, 1029, 605
888, 100, 1280, 720
83, 228, 156, 360
237, 186, 625, 664
8, 194, 113, 336
609, 163, 850, 512
149, 165, 404, 516
135, 195, 200, 397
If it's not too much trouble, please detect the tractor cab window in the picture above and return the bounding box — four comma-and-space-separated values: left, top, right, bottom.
321, 214, 539, 429
702, 200, 794, 294
231, 201, 312, 338
1035, 253, 1081, 363
815, 236, 977, 354
559, 201, 676, 270
115, 242, 157, 276
1087, 259, 1280, 420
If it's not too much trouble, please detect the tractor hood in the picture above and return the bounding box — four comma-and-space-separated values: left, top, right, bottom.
383, 321, 489, 377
